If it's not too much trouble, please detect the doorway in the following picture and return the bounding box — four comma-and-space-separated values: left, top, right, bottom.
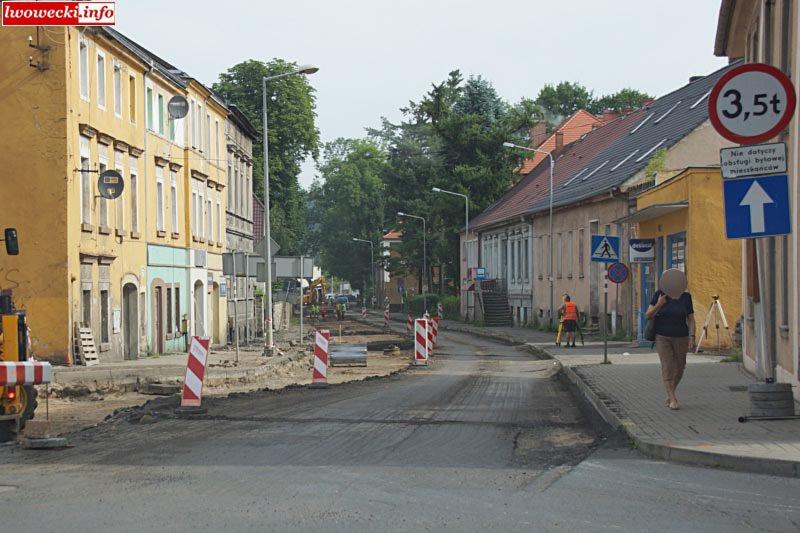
211, 282, 220, 344
153, 285, 164, 354
122, 282, 139, 360
194, 280, 205, 337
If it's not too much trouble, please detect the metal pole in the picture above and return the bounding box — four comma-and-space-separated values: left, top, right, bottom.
423, 217, 427, 313
548, 155, 555, 328
232, 252, 240, 363
262, 76, 274, 356
465, 196, 469, 321
370, 241, 374, 309
244, 252, 250, 345
603, 266, 610, 364
299, 255, 304, 344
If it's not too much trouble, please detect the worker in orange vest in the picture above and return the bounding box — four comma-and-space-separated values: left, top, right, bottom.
558, 294, 579, 348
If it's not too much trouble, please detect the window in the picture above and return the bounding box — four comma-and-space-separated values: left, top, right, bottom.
79, 39, 89, 99
157, 94, 165, 135
524, 237, 529, 280
168, 108, 175, 141
216, 198, 221, 243
197, 187, 204, 237
197, 104, 203, 151
166, 287, 173, 334
146, 86, 153, 129
129, 156, 138, 233
206, 195, 212, 241
510, 239, 516, 279
170, 171, 178, 234
227, 160, 233, 207
578, 228, 585, 277
174, 287, 181, 333
190, 100, 196, 148
191, 190, 198, 236
156, 167, 165, 232
100, 289, 109, 343
128, 74, 136, 121
205, 114, 211, 155
668, 233, 686, 272
98, 147, 108, 228
567, 231, 574, 277
81, 288, 91, 326
115, 150, 124, 231
96, 51, 106, 109
517, 240, 522, 280
214, 120, 219, 161
556, 233, 563, 278
537, 236, 544, 278
113, 61, 122, 116
80, 136, 91, 224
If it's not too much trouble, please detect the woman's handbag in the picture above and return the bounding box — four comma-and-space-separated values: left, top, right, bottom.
644, 317, 656, 342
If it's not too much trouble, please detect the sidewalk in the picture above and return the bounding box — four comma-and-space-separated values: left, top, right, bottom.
414, 315, 800, 478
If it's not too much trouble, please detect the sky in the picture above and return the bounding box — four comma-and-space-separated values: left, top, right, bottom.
116, 0, 727, 188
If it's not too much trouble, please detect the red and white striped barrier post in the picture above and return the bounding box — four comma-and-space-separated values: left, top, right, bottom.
427, 319, 434, 356
0, 361, 53, 385
361, 307, 367, 319
384, 304, 390, 329
432, 317, 439, 348
406, 312, 413, 334
437, 302, 444, 320
178, 336, 210, 414
414, 318, 428, 366
312, 329, 330, 388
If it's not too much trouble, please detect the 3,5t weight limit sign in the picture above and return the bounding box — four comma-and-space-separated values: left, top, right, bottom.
709, 63, 796, 145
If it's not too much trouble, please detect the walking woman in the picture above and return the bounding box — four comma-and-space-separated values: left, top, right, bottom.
645, 270, 695, 410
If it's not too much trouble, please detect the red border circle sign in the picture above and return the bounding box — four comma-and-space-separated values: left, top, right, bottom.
607, 262, 629, 284
709, 63, 796, 145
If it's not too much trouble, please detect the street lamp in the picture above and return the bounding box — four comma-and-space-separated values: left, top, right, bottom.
432, 186, 470, 318
262, 64, 318, 356
352, 238, 374, 307
397, 211, 427, 312
503, 141, 556, 327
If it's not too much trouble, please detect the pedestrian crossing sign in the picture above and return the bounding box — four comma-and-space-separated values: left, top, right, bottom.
591, 235, 620, 263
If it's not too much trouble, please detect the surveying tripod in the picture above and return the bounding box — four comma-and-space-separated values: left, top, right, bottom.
695, 295, 732, 353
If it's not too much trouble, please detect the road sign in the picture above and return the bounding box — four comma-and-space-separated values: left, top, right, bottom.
723, 174, 791, 239
709, 63, 797, 145
97, 169, 123, 199
168, 95, 189, 119
591, 235, 620, 263
476, 267, 487, 281
720, 142, 787, 179
607, 262, 629, 284
629, 238, 655, 263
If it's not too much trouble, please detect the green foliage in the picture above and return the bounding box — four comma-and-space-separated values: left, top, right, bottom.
535, 81, 651, 119
406, 293, 441, 316
591, 88, 651, 114
440, 295, 460, 318
643, 147, 668, 178
306, 138, 387, 292
213, 59, 320, 255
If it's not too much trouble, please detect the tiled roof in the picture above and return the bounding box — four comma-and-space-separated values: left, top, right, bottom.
472, 61, 741, 230
518, 110, 606, 174
382, 230, 403, 240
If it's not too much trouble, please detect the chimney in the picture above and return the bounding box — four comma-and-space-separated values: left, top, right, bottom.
529, 121, 548, 149
555, 131, 564, 152
600, 110, 620, 123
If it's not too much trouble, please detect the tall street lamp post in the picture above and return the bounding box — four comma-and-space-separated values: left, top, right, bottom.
432, 187, 469, 316
397, 212, 427, 313
352, 238, 374, 307
262, 64, 318, 356
502, 141, 555, 327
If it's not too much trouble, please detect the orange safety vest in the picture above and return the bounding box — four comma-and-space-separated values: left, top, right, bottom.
562, 301, 578, 321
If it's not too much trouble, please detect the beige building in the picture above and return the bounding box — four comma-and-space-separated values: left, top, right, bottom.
715, 0, 799, 396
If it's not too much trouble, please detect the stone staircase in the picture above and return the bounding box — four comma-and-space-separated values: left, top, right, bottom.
480, 292, 513, 327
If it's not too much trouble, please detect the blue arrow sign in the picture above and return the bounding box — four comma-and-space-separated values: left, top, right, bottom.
591, 235, 620, 263
723, 174, 791, 239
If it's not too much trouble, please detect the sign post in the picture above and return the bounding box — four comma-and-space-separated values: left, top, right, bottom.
592, 236, 621, 364
709, 62, 796, 382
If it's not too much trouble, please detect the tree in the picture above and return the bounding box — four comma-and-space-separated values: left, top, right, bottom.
534, 81, 594, 119
591, 88, 651, 113
213, 59, 319, 254
307, 139, 388, 296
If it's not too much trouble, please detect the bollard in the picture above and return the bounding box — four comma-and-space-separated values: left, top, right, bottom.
432, 316, 439, 349
414, 319, 429, 366
311, 329, 330, 388
437, 302, 444, 320
427, 318, 434, 357
406, 312, 413, 334
361, 307, 367, 319
384, 305, 390, 329
176, 336, 210, 416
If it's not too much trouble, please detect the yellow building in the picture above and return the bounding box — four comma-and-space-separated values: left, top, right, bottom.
0, 26, 228, 363
618, 167, 742, 347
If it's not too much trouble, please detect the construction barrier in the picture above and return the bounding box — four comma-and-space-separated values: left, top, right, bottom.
432, 317, 439, 348
437, 302, 444, 319
414, 318, 428, 366
312, 329, 330, 387
384, 305, 390, 328
427, 319, 434, 356
0, 361, 53, 385
181, 337, 210, 408
361, 307, 367, 319
406, 312, 413, 334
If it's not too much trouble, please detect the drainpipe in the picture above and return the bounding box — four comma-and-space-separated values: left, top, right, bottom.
143, 60, 153, 353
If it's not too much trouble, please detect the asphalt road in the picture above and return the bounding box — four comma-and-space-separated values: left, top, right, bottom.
2, 329, 799, 532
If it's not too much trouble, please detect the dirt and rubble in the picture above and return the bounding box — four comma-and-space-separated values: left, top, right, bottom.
34, 318, 412, 437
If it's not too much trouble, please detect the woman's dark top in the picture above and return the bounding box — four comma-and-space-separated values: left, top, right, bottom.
650, 290, 694, 338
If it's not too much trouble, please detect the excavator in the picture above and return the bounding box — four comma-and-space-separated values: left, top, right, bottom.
302, 276, 326, 306
0, 228, 38, 442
